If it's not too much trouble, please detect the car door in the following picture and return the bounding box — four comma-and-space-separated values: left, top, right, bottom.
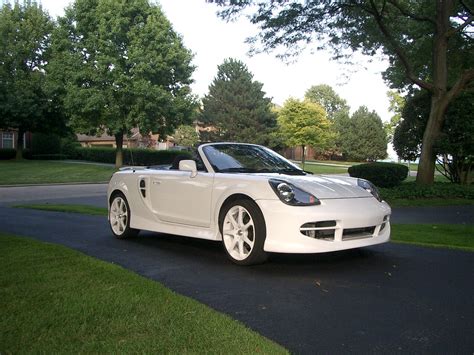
149, 169, 214, 228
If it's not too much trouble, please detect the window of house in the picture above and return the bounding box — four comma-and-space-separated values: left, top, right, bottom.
2, 132, 13, 148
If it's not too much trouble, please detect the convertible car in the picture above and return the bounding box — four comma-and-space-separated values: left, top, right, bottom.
108, 143, 391, 265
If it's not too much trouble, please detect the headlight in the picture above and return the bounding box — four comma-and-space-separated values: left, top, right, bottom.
357, 178, 382, 202
269, 179, 320, 206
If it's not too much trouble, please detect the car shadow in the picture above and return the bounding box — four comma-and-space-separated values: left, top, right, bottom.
123, 230, 395, 276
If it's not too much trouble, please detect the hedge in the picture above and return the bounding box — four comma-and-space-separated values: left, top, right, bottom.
69, 147, 192, 166
380, 182, 474, 200
0, 149, 17, 160
348, 162, 408, 188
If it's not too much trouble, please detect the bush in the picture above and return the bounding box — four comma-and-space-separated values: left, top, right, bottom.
70, 147, 192, 166
380, 182, 474, 200
0, 149, 16, 160
32, 133, 61, 155
348, 162, 408, 187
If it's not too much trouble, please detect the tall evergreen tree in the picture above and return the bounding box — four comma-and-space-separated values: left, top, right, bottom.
201, 58, 277, 145
51, 0, 196, 167
339, 106, 387, 161
0, 1, 55, 159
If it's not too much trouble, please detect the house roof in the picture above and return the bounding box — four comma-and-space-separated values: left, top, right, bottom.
77, 128, 141, 142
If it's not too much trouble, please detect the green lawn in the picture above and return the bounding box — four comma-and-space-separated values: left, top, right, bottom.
0, 160, 116, 185
391, 224, 474, 251
0, 234, 286, 354
14, 203, 108, 216
299, 164, 348, 175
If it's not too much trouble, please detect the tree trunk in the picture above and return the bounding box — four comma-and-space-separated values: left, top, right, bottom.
15, 129, 25, 160
115, 132, 124, 168
416, 0, 451, 185
301, 145, 306, 170
416, 95, 448, 184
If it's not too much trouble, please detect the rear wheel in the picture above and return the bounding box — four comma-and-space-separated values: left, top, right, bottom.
220, 199, 268, 265
109, 193, 139, 239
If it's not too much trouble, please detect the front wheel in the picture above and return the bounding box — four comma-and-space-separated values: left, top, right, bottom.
220, 199, 268, 265
109, 193, 139, 239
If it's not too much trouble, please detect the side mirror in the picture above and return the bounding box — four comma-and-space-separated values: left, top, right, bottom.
179, 160, 198, 178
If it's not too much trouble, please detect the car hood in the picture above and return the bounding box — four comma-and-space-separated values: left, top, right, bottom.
262, 174, 372, 200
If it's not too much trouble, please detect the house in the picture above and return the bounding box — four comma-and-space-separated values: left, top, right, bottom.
0, 130, 32, 149
76, 128, 163, 149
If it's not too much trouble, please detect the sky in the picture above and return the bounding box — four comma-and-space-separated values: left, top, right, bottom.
38, 0, 392, 121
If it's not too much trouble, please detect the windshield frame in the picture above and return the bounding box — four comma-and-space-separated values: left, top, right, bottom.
199, 142, 305, 175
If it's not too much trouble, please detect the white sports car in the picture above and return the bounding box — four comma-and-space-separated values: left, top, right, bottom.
108, 142, 391, 265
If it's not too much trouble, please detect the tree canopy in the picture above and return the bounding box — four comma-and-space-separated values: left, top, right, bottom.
215, 0, 474, 185
337, 106, 387, 162
304, 84, 349, 120
0, 1, 56, 159
393, 90, 473, 184
277, 98, 331, 167
384, 90, 405, 142
201, 58, 277, 146
172, 125, 199, 147
51, 0, 196, 167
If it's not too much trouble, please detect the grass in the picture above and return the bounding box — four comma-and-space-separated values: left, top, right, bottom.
0, 160, 116, 185
391, 224, 474, 251
14, 203, 108, 216
299, 164, 348, 175
0, 233, 287, 354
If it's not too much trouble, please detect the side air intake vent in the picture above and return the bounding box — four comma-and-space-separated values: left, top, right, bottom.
139, 179, 146, 198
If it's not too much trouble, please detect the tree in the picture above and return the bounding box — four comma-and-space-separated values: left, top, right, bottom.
393, 90, 473, 184
0, 1, 55, 159
384, 90, 405, 143
173, 125, 199, 147
304, 84, 350, 158
338, 106, 387, 161
277, 98, 332, 168
304, 84, 349, 120
215, 1, 474, 185
201, 58, 277, 145
52, 0, 196, 167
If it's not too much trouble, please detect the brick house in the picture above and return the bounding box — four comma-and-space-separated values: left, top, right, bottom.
0, 130, 32, 149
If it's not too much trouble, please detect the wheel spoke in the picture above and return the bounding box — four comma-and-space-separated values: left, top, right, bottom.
243, 235, 254, 248
238, 239, 245, 258
228, 213, 239, 229
237, 207, 244, 227
229, 236, 238, 251
242, 221, 252, 231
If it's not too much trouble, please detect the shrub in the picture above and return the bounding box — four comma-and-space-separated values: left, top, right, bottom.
380, 182, 474, 200
0, 149, 16, 160
32, 133, 61, 155
70, 147, 192, 166
348, 162, 408, 187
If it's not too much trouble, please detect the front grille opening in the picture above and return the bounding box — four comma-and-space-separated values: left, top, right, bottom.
342, 226, 375, 240
300, 221, 336, 241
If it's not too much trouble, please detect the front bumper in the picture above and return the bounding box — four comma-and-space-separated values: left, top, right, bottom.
256, 197, 391, 253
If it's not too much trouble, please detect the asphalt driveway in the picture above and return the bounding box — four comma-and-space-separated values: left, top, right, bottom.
0, 187, 473, 353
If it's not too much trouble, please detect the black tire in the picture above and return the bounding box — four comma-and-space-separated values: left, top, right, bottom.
219, 199, 268, 265
109, 192, 139, 239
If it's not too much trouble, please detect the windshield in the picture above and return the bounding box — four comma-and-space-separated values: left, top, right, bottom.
202, 144, 306, 175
